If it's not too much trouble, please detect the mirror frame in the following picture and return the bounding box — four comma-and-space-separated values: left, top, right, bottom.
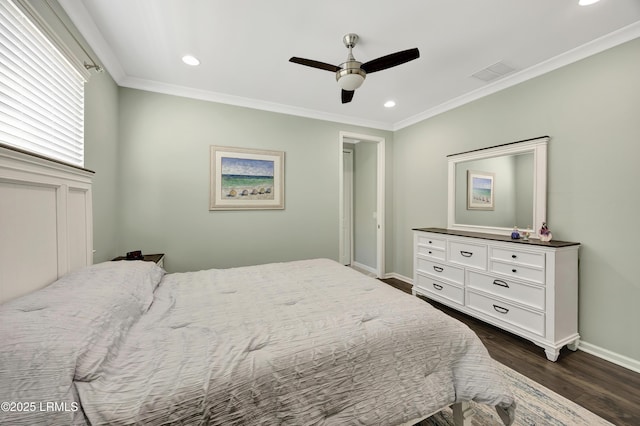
447, 136, 549, 236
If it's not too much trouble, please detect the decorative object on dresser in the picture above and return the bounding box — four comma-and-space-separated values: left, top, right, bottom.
413, 227, 580, 362
510, 226, 520, 240
112, 253, 165, 269
539, 222, 553, 242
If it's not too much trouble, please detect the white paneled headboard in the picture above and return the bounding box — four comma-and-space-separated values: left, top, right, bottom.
0, 144, 94, 304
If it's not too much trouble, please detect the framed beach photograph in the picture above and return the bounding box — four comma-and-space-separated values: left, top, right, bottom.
210, 146, 285, 210
467, 170, 494, 210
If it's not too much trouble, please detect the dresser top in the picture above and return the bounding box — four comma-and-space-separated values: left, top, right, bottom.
413, 227, 580, 248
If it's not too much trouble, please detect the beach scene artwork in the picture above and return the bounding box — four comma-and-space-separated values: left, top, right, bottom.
221, 157, 274, 200
471, 177, 492, 203
210, 146, 284, 210
467, 170, 494, 210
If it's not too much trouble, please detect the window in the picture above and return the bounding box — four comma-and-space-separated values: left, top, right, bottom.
0, 0, 86, 167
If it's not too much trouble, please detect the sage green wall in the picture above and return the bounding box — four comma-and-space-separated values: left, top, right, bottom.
84, 72, 120, 263
117, 88, 392, 273
393, 38, 640, 362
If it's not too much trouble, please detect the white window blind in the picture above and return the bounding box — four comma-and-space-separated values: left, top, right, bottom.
0, 0, 85, 167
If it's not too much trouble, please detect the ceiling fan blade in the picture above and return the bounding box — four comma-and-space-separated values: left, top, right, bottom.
361, 48, 420, 74
289, 57, 340, 72
341, 89, 355, 104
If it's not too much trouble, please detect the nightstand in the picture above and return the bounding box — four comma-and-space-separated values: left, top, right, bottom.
112, 253, 165, 269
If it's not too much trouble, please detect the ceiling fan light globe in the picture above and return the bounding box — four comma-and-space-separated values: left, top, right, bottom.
336, 66, 366, 91
337, 74, 365, 90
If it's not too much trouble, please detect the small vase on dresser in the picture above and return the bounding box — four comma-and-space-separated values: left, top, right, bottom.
413, 227, 580, 361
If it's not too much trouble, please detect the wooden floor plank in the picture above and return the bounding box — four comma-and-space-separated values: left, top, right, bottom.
380, 277, 640, 425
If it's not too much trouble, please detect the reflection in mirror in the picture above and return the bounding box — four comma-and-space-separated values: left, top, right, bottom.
455, 153, 533, 228
447, 137, 548, 236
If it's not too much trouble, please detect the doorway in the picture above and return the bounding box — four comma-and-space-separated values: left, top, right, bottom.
339, 131, 385, 278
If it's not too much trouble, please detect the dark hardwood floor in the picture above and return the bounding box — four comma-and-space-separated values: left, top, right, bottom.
381, 277, 640, 426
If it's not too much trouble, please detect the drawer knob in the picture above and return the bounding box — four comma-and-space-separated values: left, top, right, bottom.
428, 250, 432, 254
460, 250, 473, 257
493, 304, 509, 314
493, 279, 510, 288
512, 269, 517, 273
432, 283, 443, 291
428, 241, 432, 244
433, 266, 444, 273
512, 254, 517, 259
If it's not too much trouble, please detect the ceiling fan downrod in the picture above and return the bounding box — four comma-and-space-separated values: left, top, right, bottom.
337, 33, 366, 90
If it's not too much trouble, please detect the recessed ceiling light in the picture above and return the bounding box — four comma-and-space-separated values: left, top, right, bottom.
384, 100, 396, 108
578, 0, 600, 5
182, 55, 200, 66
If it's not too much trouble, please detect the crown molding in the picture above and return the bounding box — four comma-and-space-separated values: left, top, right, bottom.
393, 21, 640, 131
119, 76, 394, 131
57, 0, 640, 133
57, 0, 394, 130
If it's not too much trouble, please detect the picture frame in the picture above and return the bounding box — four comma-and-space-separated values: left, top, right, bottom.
210, 146, 284, 210
467, 170, 494, 210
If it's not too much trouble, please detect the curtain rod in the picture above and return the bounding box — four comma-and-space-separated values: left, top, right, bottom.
43, 0, 103, 73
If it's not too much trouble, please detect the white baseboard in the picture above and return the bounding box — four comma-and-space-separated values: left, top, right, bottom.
383, 271, 640, 374
351, 261, 377, 276
578, 341, 640, 374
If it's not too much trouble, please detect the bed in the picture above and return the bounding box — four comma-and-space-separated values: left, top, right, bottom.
0, 258, 515, 425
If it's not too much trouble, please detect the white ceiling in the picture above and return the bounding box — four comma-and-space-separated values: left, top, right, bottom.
59, 0, 640, 131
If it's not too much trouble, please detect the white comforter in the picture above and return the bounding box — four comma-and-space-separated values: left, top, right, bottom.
76, 259, 514, 425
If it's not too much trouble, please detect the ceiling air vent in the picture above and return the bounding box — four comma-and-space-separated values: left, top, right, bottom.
471, 61, 516, 82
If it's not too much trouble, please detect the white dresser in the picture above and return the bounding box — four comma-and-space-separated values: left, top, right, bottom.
413, 227, 580, 361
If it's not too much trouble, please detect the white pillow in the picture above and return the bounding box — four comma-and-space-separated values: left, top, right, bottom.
0, 260, 164, 425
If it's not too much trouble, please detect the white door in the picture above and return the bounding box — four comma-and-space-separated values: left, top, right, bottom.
341, 149, 353, 265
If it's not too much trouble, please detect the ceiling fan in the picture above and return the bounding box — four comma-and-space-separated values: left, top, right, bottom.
289, 33, 420, 104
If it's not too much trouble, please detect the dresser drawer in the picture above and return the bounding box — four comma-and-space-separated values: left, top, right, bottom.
490, 260, 545, 284
467, 271, 545, 310
416, 234, 446, 250
467, 290, 545, 336
490, 247, 545, 268
415, 258, 464, 285
414, 273, 464, 306
448, 240, 487, 270
416, 245, 446, 261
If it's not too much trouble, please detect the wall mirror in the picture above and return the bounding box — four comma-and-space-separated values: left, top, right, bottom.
447, 136, 548, 236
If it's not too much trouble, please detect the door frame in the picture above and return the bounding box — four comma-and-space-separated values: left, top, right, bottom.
341, 148, 354, 266
338, 131, 385, 278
